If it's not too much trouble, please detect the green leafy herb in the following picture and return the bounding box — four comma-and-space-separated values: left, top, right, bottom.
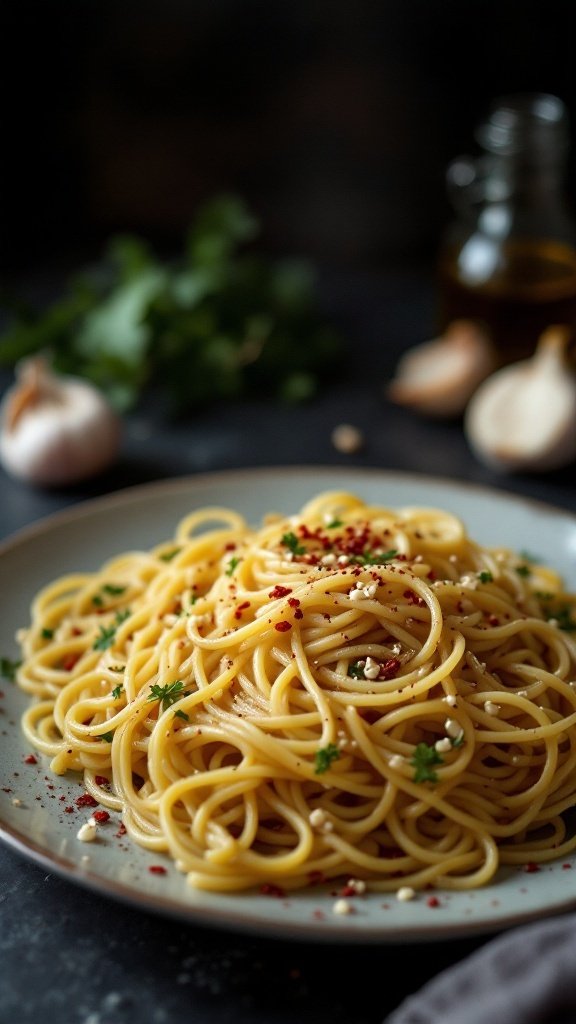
92, 609, 131, 651
326, 518, 343, 529
0, 195, 342, 415
41, 628, 54, 640
225, 556, 240, 577
159, 548, 180, 562
314, 743, 341, 774
111, 684, 123, 699
148, 679, 189, 712
478, 571, 493, 584
347, 661, 365, 679
516, 565, 532, 578
91, 594, 104, 606
350, 549, 397, 566
281, 531, 306, 556
174, 709, 189, 722
99, 731, 115, 743
0, 656, 21, 681
102, 583, 127, 596
410, 742, 444, 783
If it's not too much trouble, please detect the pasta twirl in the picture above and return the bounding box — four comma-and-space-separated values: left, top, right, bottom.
14, 491, 576, 893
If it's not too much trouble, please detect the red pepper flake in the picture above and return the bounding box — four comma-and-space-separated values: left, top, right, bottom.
115, 823, 127, 837
312, 909, 326, 920
224, 543, 237, 551
149, 865, 167, 875
61, 653, 81, 671
275, 621, 292, 632
562, 863, 572, 870
403, 590, 425, 607
487, 615, 500, 626
339, 885, 357, 898
94, 775, 109, 787
64, 806, 75, 814
24, 754, 38, 765
269, 585, 292, 599
234, 600, 251, 620
75, 793, 98, 808
294, 608, 304, 620
523, 861, 541, 873
287, 597, 300, 607
260, 882, 286, 898
92, 810, 110, 824
378, 658, 401, 681
308, 870, 326, 886
426, 896, 440, 908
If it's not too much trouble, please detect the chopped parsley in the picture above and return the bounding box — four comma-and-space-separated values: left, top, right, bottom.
348, 660, 366, 679
91, 594, 104, 606
102, 583, 127, 596
281, 531, 306, 556
159, 548, 181, 562
225, 556, 241, 576
314, 742, 341, 774
0, 656, 21, 682
111, 684, 123, 699
148, 679, 189, 712
516, 565, 532, 578
99, 731, 115, 743
326, 517, 343, 529
478, 571, 493, 584
41, 628, 54, 640
350, 548, 397, 566
92, 609, 131, 651
174, 709, 189, 722
410, 742, 444, 783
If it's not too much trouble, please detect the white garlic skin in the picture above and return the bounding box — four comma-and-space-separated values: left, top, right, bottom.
386, 320, 496, 418
464, 326, 576, 473
0, 360, 121, 487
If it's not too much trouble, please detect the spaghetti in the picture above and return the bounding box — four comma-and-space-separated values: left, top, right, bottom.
14, 490, 576, 893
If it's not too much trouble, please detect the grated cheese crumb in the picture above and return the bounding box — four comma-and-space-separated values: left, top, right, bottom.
77, 821, 98, 843
332, 898, 353, 915
397, 886, 416, 902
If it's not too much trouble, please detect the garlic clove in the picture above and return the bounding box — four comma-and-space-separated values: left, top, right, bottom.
386, 319, 496, 418
464, 325, 576, 473
0, 357, 121, 487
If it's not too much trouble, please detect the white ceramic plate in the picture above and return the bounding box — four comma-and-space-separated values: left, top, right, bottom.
2, 466, 576, 943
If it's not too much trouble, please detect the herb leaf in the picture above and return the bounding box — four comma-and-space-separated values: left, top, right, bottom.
410, 742, 444, 784
281, 531, 306, 556
148, 680, 189, 712
314, 743, 341, 774
0, 656, 21, 682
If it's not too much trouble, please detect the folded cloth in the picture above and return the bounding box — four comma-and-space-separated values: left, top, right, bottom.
384, 912, 576, 1024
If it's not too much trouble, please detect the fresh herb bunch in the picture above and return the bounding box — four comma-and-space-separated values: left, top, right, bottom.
0, 195, 342, 413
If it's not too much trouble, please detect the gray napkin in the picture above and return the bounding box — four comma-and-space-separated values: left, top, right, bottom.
384, 912, 576, 1024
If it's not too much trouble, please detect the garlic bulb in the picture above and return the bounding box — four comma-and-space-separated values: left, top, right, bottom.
386, 319, 496, 418
0, 357, 121, 486
464, 325, 576, 473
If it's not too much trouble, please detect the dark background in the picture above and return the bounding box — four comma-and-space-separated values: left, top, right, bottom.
2, 0, 576, 285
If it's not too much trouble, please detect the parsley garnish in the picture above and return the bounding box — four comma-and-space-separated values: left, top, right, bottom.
160, 548, 180, 562
314, 743, 341, 774
410, 742, 444, 783
281, 532, 306, 556
112, 684, 123, 699
148, 679, 189, 712
225, 556, 240, 576
326, 517, 343, 529
174, 709, 189, 722
41, 628, 54, 640
478, 571, 493, 584
102, 583, 126, 596
92, 609, 131, 651
348, 661, 365, 679
516, 565, 531, 578
91, 594, 104, 607
99, 731, 115, 743
0, 656, 21, 682
350, 548, 397, 566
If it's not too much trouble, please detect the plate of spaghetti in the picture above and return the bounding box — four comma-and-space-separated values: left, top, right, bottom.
2, 466, 576, 942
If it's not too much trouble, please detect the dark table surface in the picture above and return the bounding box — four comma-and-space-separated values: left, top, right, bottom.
2, 265, 576, 1024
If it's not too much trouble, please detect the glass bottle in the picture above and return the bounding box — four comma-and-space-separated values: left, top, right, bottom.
436, 92, 576, 363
